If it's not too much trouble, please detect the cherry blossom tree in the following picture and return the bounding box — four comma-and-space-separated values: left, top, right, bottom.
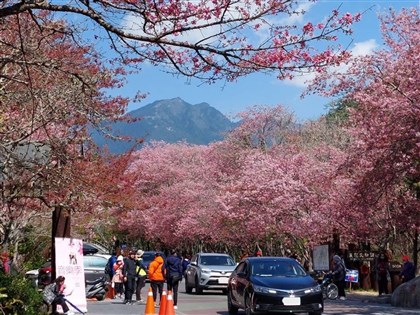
0, 14, 132, 259
117, 6, 419, 258
0, 1, 361, 82
121, 106, 349, 255
227, 105, 297, 150
308, 8, 420, 256
117, 142, 221, 249
0, 0, 367, 257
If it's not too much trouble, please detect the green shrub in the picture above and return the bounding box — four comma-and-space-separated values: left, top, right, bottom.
0, 273, 47, 315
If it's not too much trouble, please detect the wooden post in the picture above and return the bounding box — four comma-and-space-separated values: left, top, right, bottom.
51, 205, 71, 282
414, 230, 418, 271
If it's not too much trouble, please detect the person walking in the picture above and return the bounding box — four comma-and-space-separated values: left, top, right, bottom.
43, 276, 73, 315
112, 255, 125, 299
399, 255, 416, 283
376, 252, 390, 296
106, 251, 118, 282
148, 252, 166, 308
122, 250, 137, 304
135, 249, 147, 303
182, 253, 191, 274
331, 255, 346, 300
166, 249, 183, 310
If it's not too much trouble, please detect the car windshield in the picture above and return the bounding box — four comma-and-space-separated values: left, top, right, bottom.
252, 260, 307, 277
84, 256, 108, 269
200, 255, 235, 266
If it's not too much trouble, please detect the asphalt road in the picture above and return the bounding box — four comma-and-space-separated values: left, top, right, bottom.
81, 289, 420, 315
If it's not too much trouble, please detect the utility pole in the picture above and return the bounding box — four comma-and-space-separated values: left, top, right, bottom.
414, 230, 418, 270
51, 205, 71, 281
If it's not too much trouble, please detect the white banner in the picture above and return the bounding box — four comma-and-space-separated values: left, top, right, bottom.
55, 237, 87, 313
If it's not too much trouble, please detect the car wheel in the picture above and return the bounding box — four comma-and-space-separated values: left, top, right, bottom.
327, 283, 338, 300
96, 294, 105, 301
185, 277, 193, 294
227, 291, 238, 314
195, 277, 203, 294
244, 293, 254, 315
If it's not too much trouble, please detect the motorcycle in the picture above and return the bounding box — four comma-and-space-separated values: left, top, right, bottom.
85, 276, 108, 301
319, 272, 338, 300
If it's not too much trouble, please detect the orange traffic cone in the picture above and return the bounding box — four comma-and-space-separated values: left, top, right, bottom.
158, 290, 167, 315
105, 283, 115, 299
144, 287, 156, 315
165, 290, 175, 315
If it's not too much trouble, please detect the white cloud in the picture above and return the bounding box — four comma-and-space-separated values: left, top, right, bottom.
351, 39, 378, 56
284, 72, 316, 88
284, 38, 379, 88
281, 2, 316, 25
122, 1, 319, 47
122, 1, 261, 44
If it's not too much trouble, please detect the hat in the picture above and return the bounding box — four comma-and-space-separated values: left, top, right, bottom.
402, 255, 409, 262
137, 250, 144, 257
117, 255, 124, 261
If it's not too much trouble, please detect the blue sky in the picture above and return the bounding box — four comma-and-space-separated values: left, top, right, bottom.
122, 1, 418, 122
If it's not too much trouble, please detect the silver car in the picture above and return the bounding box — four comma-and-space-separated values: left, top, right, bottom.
185, 252, 236, 294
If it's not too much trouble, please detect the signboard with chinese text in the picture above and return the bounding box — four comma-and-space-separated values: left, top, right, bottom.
55, 238, 87, 312
348, 251, 376, 261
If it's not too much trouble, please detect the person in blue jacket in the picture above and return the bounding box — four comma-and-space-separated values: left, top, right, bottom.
400, 255, 416, 283
166, 249, 183, 310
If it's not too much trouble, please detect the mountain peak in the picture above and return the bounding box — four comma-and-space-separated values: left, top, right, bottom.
91, 98, 236, 154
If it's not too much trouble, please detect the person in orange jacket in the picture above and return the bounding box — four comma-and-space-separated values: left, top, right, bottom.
148, 252, 166, 307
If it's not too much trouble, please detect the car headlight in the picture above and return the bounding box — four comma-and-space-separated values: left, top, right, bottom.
304, 285, 322, 294
253, 284, 277, 294
201, 268, 211, 274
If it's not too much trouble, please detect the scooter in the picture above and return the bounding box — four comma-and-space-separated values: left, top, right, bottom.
319, 272, 338, 300
85, 276, 108, 301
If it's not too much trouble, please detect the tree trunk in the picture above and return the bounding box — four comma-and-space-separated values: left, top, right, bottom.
51, 206, 71, 282
414, 230, 418, 270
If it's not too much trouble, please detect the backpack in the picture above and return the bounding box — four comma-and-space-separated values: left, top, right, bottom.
43, 283, 57, 305
105, 256, 115, 277
161, 261, 166, 278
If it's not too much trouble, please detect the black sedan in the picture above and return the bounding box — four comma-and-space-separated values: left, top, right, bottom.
227, 257, 323, 315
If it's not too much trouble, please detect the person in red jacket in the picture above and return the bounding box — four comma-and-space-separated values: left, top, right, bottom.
148, 252, 165, 307
0, 252, 10, 274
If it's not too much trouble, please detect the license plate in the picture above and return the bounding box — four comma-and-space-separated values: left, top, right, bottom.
282, 297, 301, 306
218, 277, 229, 284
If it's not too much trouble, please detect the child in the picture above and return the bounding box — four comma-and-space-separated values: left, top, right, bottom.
112, 255, 125, 298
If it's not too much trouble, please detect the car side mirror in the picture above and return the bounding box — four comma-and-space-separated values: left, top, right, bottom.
190, 262, 197, 266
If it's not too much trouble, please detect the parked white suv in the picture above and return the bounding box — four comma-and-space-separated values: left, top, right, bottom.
184, 252, 236, 294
